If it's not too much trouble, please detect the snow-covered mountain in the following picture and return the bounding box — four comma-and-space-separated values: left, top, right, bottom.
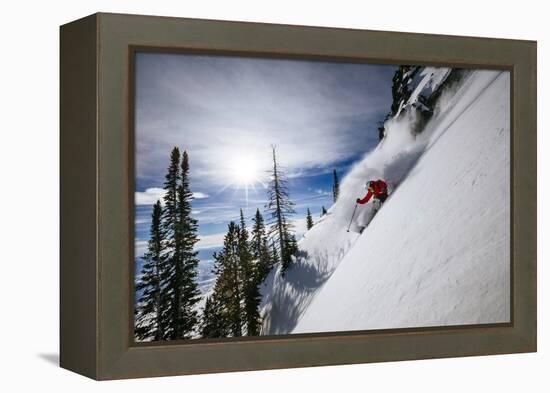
260, 68, 510, 335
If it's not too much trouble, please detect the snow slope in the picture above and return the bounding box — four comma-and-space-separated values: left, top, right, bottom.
261, 69, 510, 335
260, 215, 358, 334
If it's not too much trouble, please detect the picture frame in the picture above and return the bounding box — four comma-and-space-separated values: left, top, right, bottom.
60, 12, 537, 380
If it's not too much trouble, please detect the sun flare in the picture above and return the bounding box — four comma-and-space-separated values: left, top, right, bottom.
224, 154, 266, 206
230, 156, 261, 186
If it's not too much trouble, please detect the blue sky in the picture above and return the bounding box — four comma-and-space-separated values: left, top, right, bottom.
134, 52, 396, 287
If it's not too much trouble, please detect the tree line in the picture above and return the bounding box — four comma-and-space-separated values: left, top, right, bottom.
200, 209, 273, 337
135, 146, 341, 340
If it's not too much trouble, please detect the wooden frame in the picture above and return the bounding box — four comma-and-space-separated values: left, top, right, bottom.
60, 12, 537, 380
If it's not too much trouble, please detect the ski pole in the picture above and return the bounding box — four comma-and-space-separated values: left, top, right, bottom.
346, 203, 358, 232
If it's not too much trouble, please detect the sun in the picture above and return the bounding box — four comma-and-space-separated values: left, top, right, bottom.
225, 154, 265, 206
230, 156, 261, 186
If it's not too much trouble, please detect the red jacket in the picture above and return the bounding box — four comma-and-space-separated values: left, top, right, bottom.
357, 180, 387, 204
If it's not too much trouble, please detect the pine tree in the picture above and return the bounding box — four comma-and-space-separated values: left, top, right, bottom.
204, 213, 267, 338
200, 296, 217, 338
162, 147, 201, 340
238, 210, 262, 336
174, 150, 201, 339
306, 208, 314, 230
321, 206, 327, 216
162, 147, 181, 339
282, 229, 298, 267
332, 169, 340, 203
265, 146, 297, 273
135, 200, 167, 341
200, 294, 229, 338
162, 148, 180, 243
251, 208, 273, 282
211, 222, 243, 337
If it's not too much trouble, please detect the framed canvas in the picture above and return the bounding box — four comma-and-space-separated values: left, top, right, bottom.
60, 13, 537, 380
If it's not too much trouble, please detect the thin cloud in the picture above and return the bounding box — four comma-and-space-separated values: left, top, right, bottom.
135, 187, 164, 205
196, 232, 225, 250
193, 192, 210, 199
135, 187, 209, 205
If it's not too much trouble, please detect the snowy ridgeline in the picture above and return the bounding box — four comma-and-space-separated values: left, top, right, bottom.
260, 69, 511, 335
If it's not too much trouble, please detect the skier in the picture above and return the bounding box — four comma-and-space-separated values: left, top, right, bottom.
356, 179, 388, 206
346, 179, 389, 234
356, 179, 389, 232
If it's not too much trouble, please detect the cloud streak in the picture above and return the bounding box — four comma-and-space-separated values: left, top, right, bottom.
197, 232, 226, 250
135, 187, 209, 206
